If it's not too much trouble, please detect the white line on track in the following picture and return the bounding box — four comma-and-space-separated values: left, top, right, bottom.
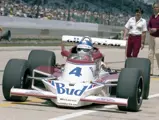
48, 105, 117, 120
48, 94, 159, 120
148, 93, 159, 99
48, 110, 95, 120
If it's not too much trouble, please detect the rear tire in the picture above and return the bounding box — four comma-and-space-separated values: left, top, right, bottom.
117, 68, 144, 112
27, 50, 56, 89
2, 59, 29, 102
125, 58, 151, 99
28, 50, 56, 74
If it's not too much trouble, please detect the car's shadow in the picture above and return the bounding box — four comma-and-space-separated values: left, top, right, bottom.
4, 99, 142, 114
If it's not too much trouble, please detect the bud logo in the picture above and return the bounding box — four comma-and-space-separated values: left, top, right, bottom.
55, 82, 88, 96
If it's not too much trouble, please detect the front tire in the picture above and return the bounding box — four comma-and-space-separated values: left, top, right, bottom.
2, 59, 29, 102
117, 68, 144, 112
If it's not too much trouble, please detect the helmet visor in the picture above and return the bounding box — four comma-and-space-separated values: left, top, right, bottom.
77, 48, 90, 52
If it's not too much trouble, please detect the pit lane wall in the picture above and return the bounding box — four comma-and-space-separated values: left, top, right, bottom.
0, 16, 149, 45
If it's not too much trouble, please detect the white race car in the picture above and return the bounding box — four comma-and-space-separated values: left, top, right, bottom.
2, 36, 151, 112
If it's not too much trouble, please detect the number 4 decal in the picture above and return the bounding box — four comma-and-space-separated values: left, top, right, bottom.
69, 67, 82, 77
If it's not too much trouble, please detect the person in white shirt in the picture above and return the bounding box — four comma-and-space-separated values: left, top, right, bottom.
123, 8, 147, 58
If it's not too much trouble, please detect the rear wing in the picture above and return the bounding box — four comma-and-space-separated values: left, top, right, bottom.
62, 35, 126, 47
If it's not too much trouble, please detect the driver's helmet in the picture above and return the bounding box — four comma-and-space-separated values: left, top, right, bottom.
77, 39, 93, 55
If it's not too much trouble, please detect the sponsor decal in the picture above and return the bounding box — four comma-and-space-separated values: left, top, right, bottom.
57, 96, 79, 106
58, 102, 77, 106
51, 81, 93, 96
25, 91, 43, 96
54, 82, 88, 96
96, 97, 115, 102
74, 37, 80, 41
59, 98, 77, 102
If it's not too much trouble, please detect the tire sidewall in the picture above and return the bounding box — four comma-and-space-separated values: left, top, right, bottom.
2, 59, 29, 101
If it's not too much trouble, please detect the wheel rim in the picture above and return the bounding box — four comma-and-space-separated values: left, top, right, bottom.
137, 78, 143, 105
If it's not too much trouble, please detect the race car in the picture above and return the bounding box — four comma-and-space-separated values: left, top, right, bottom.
2, 36, 151, 112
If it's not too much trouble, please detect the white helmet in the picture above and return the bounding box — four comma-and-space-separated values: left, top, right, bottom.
77, 38, 93, 55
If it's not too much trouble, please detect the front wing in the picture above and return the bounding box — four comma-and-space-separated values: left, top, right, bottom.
10, 88, 128, 107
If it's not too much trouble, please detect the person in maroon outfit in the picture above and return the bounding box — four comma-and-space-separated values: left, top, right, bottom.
147, 2, 159, 75
123, 8, 147, 58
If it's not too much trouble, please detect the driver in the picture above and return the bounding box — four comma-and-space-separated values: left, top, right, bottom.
60, 36, 116, 73
76, 38, 93, 55
76, 38, 107, 67
61, 37, 95, 59
61, 36, 106, 64
76, 38, 116, 73
74, 38, 94, 61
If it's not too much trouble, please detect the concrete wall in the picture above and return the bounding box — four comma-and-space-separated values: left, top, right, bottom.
0, 16, 150, 44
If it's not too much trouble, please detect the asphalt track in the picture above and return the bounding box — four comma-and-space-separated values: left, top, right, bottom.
0, 46, 159, 120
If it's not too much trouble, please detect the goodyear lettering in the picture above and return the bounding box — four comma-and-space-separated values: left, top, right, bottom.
56, 83, 87, 96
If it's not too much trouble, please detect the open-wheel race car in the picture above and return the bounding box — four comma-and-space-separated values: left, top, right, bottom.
2, 36, 151, 112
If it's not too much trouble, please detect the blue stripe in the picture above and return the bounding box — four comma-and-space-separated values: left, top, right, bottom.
79, 40, 92, 47
51, 80, 55, 86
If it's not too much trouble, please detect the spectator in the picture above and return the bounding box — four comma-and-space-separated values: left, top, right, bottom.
147, 2, 159, 75
0, 0, 152, 26
123, 8, 147, 58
